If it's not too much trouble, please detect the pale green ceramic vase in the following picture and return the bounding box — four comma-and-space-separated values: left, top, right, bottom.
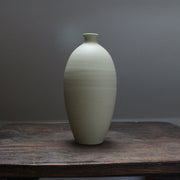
64, 33, 117, 145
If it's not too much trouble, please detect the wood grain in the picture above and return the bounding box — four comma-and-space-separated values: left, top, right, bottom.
0, 122, 180, 177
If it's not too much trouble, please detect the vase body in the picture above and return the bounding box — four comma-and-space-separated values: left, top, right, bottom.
64, 33, 117, 145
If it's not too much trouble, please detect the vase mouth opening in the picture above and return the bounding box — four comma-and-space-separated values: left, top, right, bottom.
83, 33, 99, 42
83, 33, 99, 36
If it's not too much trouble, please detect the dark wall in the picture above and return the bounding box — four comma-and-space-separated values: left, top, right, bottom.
0, 0, 180, 121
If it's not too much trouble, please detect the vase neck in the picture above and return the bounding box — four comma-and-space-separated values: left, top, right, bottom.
83, 33, 98, 43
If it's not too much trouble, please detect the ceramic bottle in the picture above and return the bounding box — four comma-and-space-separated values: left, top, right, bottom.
64, 33, 117, 145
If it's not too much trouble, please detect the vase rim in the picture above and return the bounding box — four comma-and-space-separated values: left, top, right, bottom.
83, 33, 99, 36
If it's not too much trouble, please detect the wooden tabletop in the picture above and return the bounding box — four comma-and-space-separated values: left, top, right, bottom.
0, 121, 180, 178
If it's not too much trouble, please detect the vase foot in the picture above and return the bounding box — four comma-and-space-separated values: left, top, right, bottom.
75, 139, 104, 146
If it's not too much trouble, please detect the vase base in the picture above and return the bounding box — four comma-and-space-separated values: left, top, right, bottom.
74, 139, 104, 146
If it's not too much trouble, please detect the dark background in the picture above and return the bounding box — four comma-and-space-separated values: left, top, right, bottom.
0, 0, 180, 124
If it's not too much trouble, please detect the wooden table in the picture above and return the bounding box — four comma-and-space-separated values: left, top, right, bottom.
0, 122, 180, 180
